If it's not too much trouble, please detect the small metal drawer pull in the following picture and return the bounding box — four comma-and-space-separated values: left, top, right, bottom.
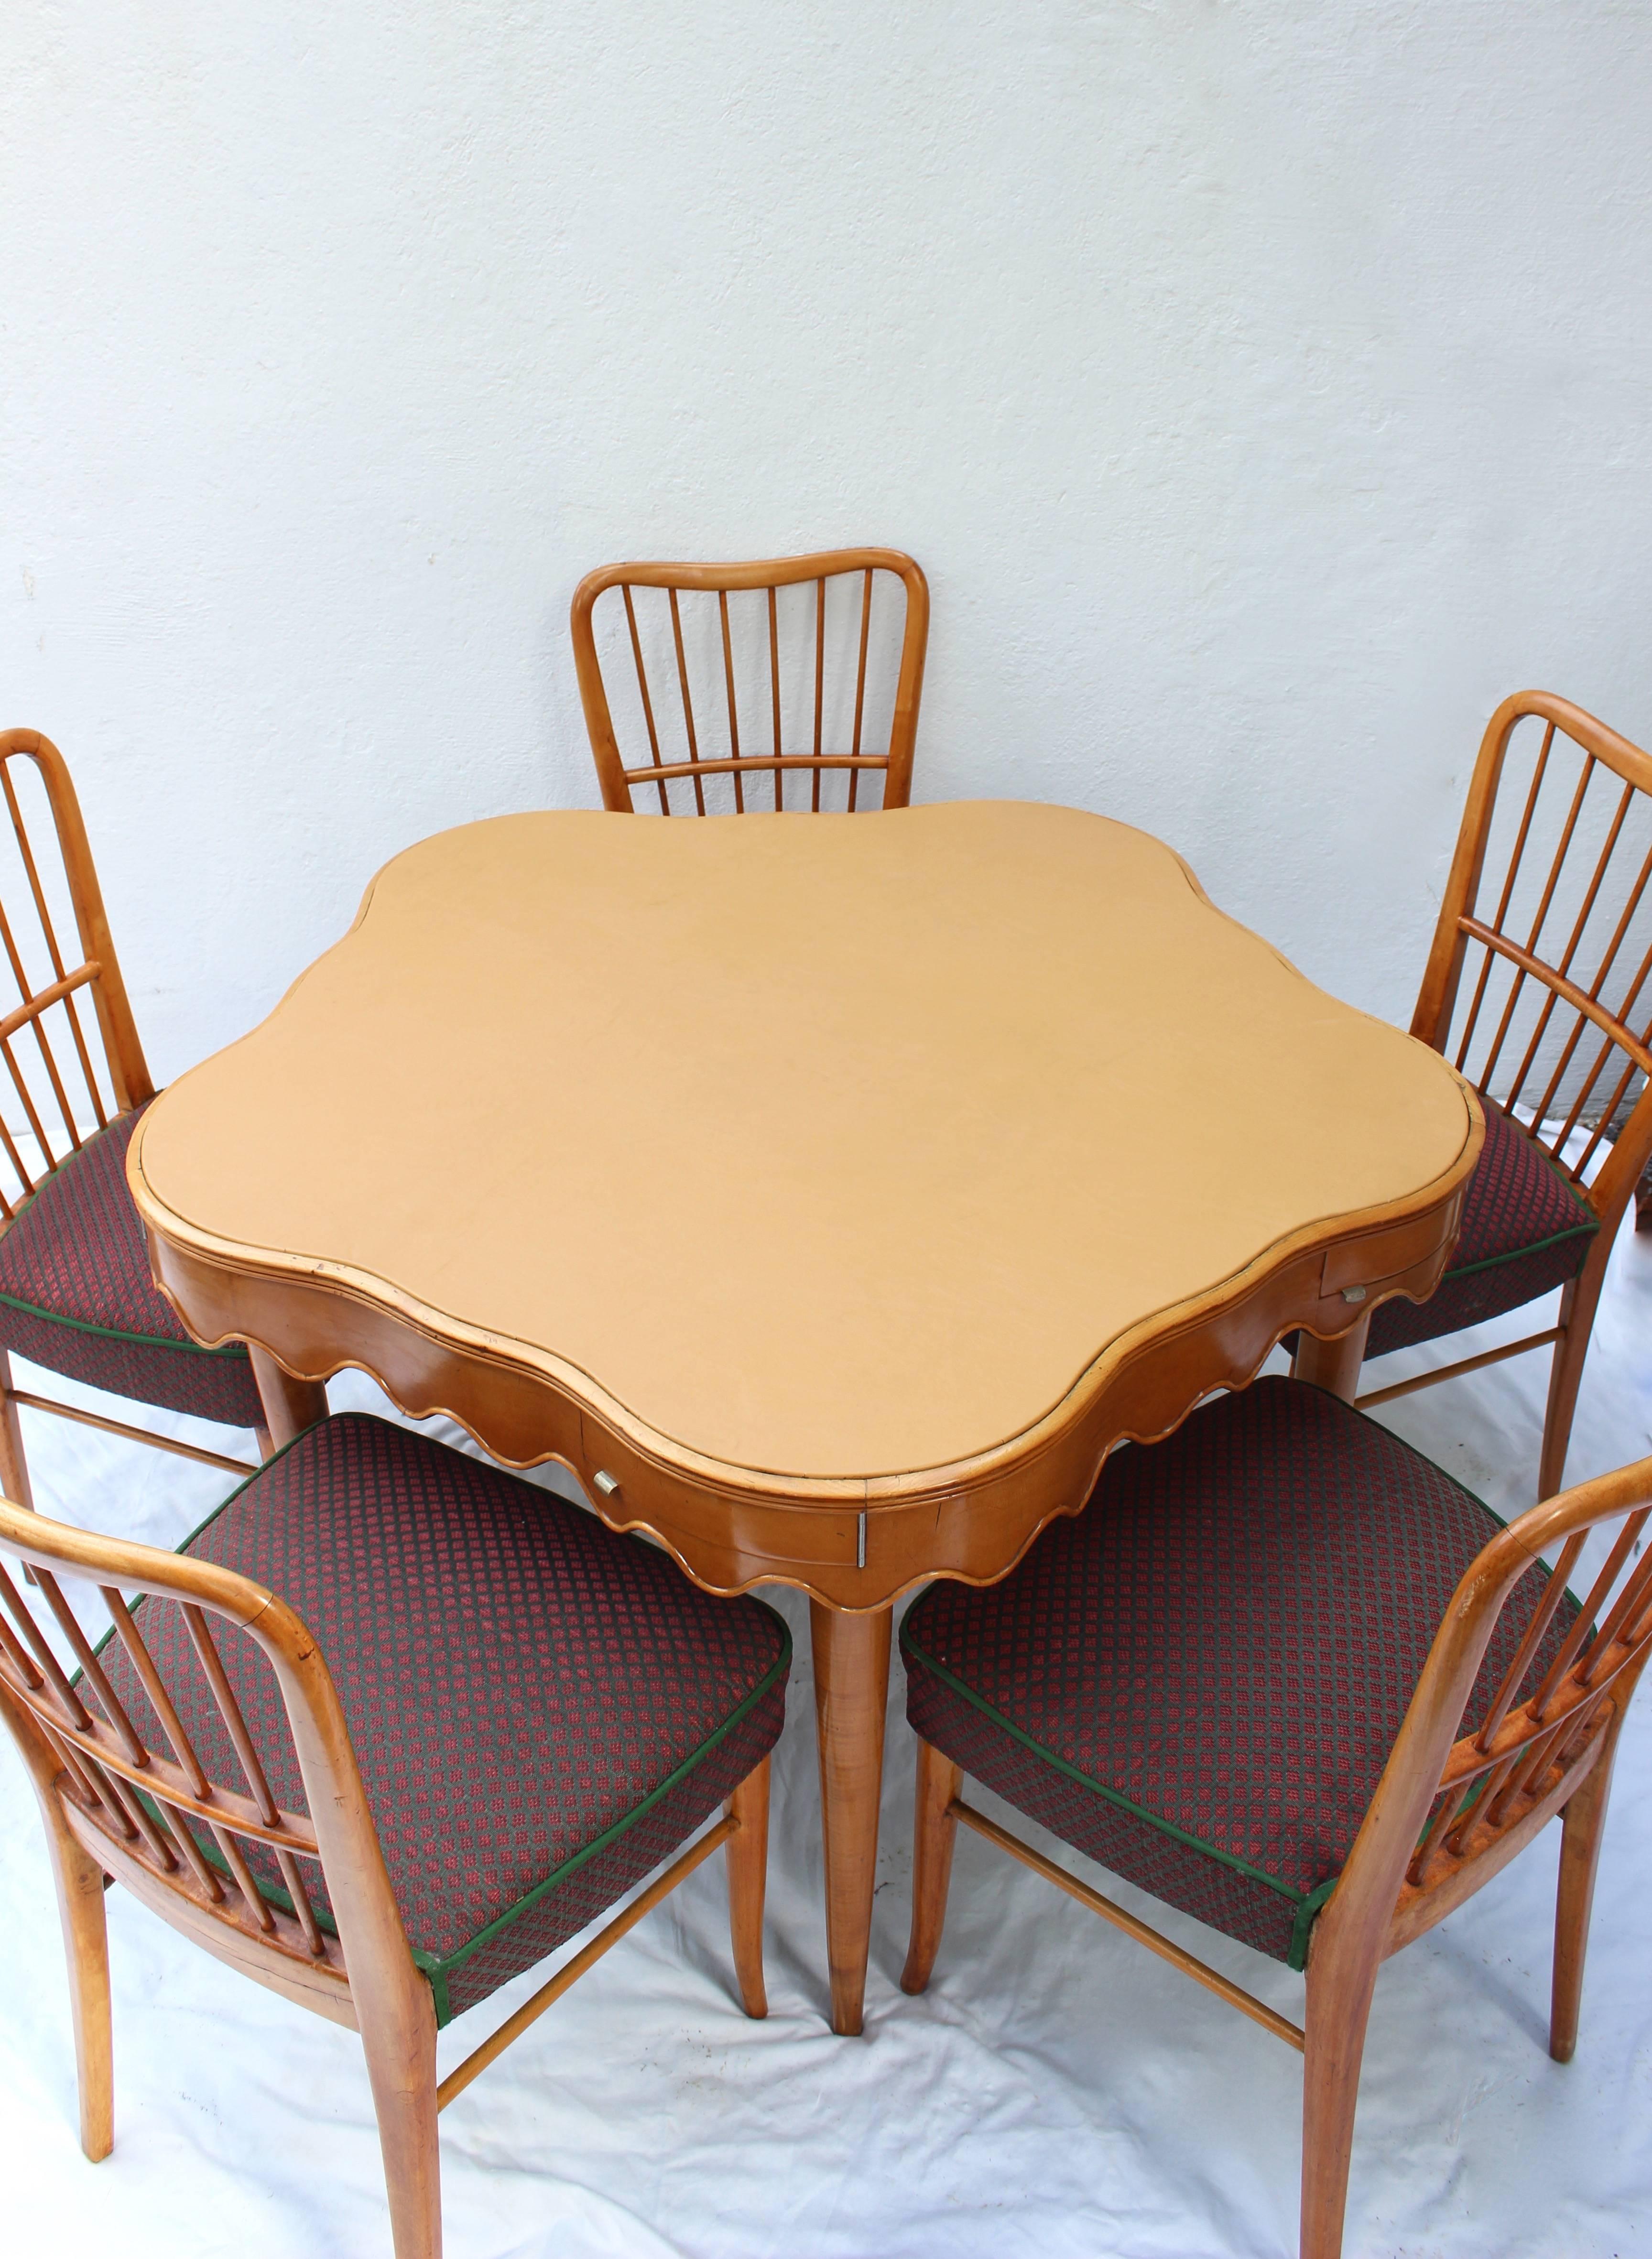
592, 1468, 621, 1499
1341, 1285, 1368, 1305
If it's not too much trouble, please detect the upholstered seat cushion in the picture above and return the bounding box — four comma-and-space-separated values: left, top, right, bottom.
0, 1105, 264, 1428
100, 1414, 790, 2024
1364, 1097, 1597, 1359
902, 1377, 1578, 1971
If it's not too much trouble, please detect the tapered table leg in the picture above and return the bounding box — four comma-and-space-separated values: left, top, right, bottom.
249, 1345, 328, 1447
811, 1599, 892, 2036
1292, 1310, 1371, 1404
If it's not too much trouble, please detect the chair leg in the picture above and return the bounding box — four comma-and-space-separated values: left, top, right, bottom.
1552, 1735, 1620, 2064
900, 1739, 962, 1996
726, 1756, 771, 2019
41, 1801, 112, 2161
1540, 1255, 1608, 1500
1300, 1946, 1380, 2259
0, 1347, 36, 1511
359, 1979, 442, 2259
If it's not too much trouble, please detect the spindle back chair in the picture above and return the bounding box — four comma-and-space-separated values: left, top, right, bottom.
0, 730, 150, 1181
0, 1431, 781, 2259
1297, 1448, 1652, 2254
570, 550, 929, 815
899, 1385, 1652, 2259
1357, 691, 1652, 1493
0, 729, 267, 1490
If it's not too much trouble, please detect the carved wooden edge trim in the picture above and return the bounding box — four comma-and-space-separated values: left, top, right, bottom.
131, 1103, 1480, 1609
131, 1100, 1477, 1500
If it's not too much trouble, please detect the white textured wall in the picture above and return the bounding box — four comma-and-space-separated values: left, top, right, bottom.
4, 4, 1651, 1081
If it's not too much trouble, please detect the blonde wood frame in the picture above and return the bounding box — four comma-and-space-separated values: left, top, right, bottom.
1363, 690, 1652, 1495
128, 803, 1483, 2038
138, 1160, 1475, 1613
0, 731, 270, 1489
570, 551, 930, 814
0, 1494, 773, 2259
141, 1158, 1469, 2041
901, 1449, 1652, 2259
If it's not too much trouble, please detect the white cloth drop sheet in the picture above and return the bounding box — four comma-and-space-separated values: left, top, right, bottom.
2, 1220, 1651, 2257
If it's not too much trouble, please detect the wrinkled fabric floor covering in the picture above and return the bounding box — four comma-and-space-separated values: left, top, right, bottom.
1, 1223, 1650, 2257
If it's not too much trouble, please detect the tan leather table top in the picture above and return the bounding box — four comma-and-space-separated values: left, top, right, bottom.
130, 802, 1475, 1483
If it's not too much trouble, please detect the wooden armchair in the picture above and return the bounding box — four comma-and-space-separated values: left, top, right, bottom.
898, 1376, 1652, 2259
0, 1412, 788, 2258
1336, 690, 1652, 1495
570, 550, 929, 814
0, 728, 276, 1501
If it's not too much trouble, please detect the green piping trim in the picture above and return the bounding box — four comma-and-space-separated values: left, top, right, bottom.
1296, 1383, 1588, 1611
906, 1389, 1592, 1972
0, 1286, 251, 1359
1326, 1387, 1590, 1627
425, 1619, 792, 2025
77, 1421, 323, 1685
1429, 1113, 1596, 1285
422, 1950, 450, 2029
1438, 1216, 1596, 1284
0, 1113, 248, 1364
902, 1628, 1307, 1908
83, 1430, 792, 2030
130, 1785, 342, 1940
1288, 1876, 1338, 1970
169, 1420, 321, 1546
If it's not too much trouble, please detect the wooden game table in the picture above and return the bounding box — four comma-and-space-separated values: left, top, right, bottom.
128, 801, 1480, 2035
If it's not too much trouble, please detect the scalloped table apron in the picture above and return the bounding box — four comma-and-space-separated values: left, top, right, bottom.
128, 801, 1481, 2036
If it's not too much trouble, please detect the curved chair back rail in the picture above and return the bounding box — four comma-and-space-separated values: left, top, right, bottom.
570, 549, 929, 815
0, 1491, 414, 2024
0, 1428, 781, 2259
899, 1390, 1652, 2259
1350, 690, 1652, 1494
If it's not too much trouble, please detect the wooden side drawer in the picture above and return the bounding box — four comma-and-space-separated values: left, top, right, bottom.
576, 1413, 863, 1575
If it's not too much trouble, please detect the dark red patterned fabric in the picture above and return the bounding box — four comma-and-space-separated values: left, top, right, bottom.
0, 1104, 263, 1427
98, 1415, 789, 2024
1365, 1098, 1597, 1358
902, 1378, 1578, 1969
